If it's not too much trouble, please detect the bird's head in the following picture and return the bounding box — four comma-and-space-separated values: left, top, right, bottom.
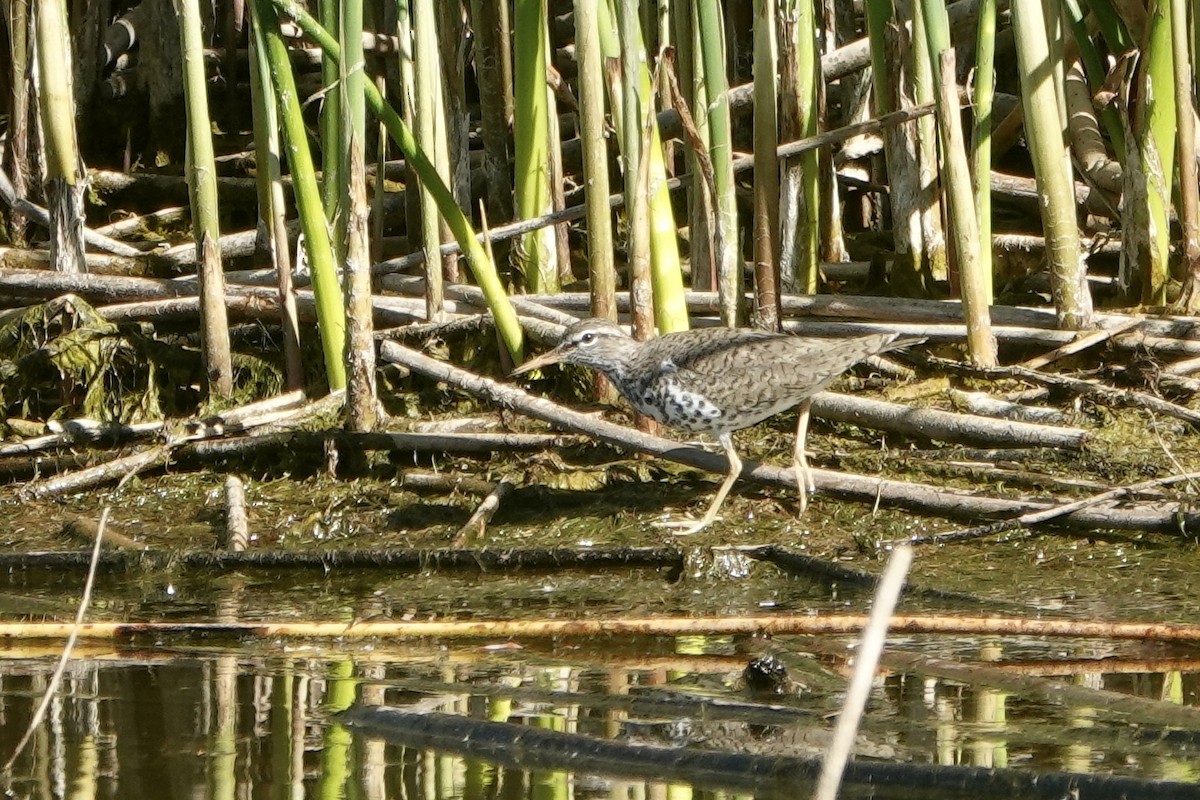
511, 318, 635, 376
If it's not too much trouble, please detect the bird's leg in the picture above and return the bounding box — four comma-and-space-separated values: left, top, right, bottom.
655, 433, 742, 536
793, 400, 815, 515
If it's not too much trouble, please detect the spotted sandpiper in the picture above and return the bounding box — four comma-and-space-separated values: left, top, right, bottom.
513, 318, 922, 534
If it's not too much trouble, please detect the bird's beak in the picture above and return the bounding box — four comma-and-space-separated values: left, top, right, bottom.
510, 347, 566, 377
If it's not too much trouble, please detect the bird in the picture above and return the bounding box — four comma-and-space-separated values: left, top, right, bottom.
512, 318, 922, 535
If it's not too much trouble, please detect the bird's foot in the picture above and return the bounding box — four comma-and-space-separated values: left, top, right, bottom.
652, 515, 720, 536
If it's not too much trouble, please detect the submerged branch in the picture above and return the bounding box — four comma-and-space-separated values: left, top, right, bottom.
5, 613, 1200, 642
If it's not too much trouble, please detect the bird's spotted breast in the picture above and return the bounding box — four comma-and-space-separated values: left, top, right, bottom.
630, 381, 724, 432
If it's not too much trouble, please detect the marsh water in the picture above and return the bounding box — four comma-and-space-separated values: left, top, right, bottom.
3, 468, 1200, 799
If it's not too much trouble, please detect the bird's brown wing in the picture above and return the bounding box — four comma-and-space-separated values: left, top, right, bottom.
683, 333, 911, 408
639, 328, 785, 376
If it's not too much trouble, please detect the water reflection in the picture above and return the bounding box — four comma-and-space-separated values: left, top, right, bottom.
2, 641, 1200, 799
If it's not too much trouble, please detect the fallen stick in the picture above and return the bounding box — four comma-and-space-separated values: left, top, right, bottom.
0, 419, 164, 457
0, 247, 146, 274
379, 341, 1196, 532
947, 389, 1070, 425
811, 393, 1087, 449
928, 356, 1200, 427
0, 170, 144, 257
402, 471, 502, 495
1019, 315, 1144, 369
91, 206, 188, 239
0, 268, 456, 325
5, 612, 1200, 641
1166, 355, 1200, 376
15, 392, 343, 497
0, 546, 685, 572
24, 444, 171, 500
59, 516, 144, 550
380, 274, 581, 327
177, 430, 571, 463
895, 471, 1200, 546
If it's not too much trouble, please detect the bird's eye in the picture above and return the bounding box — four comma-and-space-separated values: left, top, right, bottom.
579, 332, 596, 345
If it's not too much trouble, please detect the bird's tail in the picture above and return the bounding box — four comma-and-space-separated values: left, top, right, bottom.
875, 334, 927, 356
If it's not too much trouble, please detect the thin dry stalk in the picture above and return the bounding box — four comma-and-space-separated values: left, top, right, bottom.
1, 507, 108, 773
813, 545, 912, 800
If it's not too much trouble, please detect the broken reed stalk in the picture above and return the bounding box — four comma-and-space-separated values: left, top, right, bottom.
451, 475, 515, 547
8, 613, 1200, 642
12, 391, 339, 498
224, 476, 249, 551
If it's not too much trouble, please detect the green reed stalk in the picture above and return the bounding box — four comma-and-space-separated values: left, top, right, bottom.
513, 0, 557, 293
971, 0, 996, 301
35, 0, 86, 276
414, 0, 446, 318
574, 0, 617, 323
1136, 0, 1176, 305
318, 0, 343, 258
255, 0, 347, 389
618, 0, 653, 338
340, 0, 376, 430
247, 4, 304, 390
1010, 0, 1091, 326
176, 0, 234, 396
596, 0, 689, 332
695, 0, 741, 326
1082, 0, 1132, 53
908, 0, 948, 285
275, 0, 524, 360
783, 0, 821, 295
920, 0, 997, 363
